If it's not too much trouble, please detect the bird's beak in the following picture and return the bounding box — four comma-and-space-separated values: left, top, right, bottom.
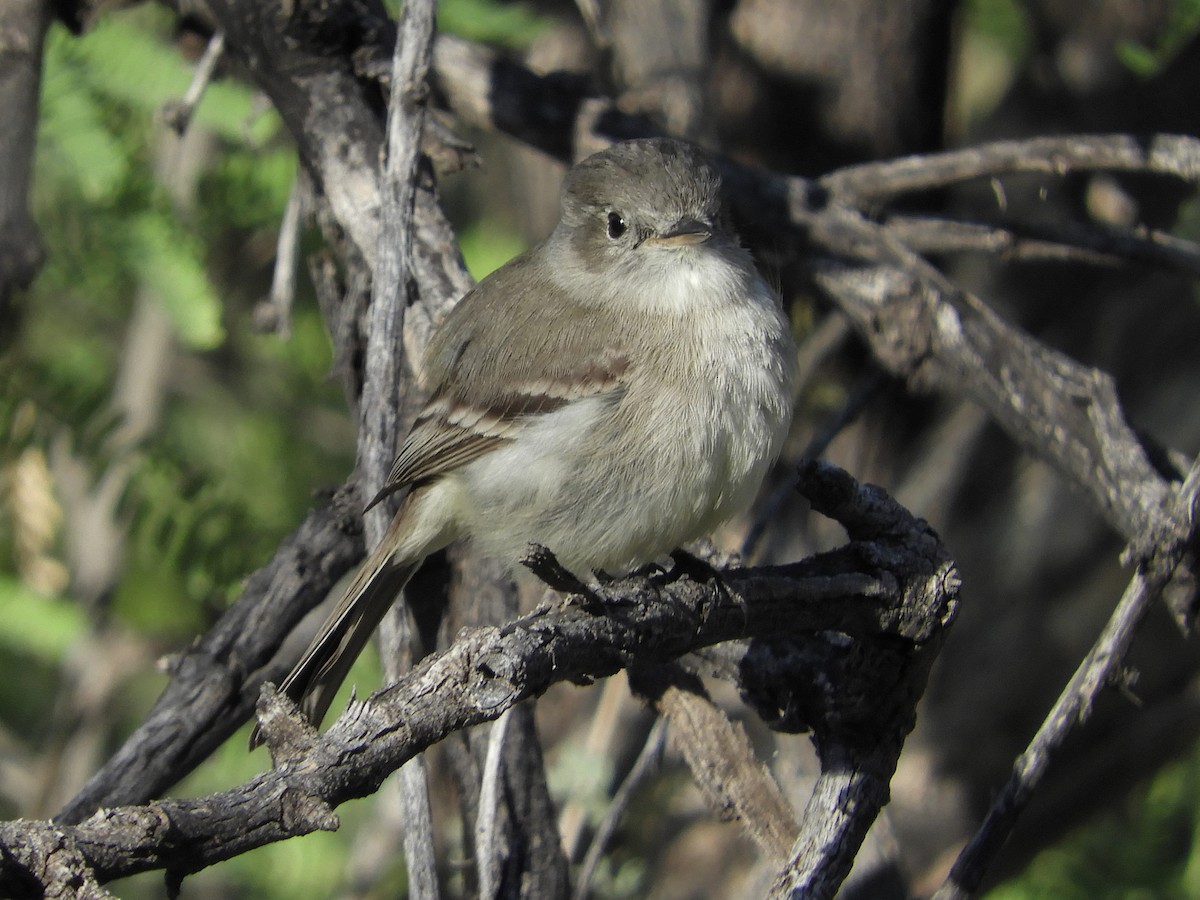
643, 217, 711, 247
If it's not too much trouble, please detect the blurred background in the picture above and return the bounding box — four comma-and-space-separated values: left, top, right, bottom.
3, 0, 1200, 896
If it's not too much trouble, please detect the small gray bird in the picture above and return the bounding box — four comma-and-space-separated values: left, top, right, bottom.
254, 138, 796, 745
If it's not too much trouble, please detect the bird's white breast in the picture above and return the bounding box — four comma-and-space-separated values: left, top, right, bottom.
449, 245, 794, 575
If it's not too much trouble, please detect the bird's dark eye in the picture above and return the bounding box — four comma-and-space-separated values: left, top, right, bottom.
606, 212, 627, 239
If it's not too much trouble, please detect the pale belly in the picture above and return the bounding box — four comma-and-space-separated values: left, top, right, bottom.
447, 306, 794, 575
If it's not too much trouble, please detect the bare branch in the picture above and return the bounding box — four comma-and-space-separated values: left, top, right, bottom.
3, 463, 957, 894
933, 460, 1200, 899
784, 198, 1182, 566
769, 742, 898, 899
820, 134, 1200, 204
0, 0, 49, 317
32, 8, 1198, 896
881, 214, 1200, 277
161, 30, 226, 134
476, 709, 514, 899
431, 33, 649, 162
572, 717, 667, 900
364, 1, 441, 895
57, 483, 365, 825
253, 173, 306, 337
60, 0, 468, 827
630, 663, 798, 862
0, 819, 113, 900
426, 33, 1197, 598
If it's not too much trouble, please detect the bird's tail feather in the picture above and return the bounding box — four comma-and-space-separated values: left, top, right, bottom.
249, 531, 421, 749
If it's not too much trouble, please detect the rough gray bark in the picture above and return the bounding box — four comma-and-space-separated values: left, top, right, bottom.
0, 0, 49, 321
57, 483, 366, 825
2, 463, 959, 896
9, 2, 1200, 897
363, 1, 441, 895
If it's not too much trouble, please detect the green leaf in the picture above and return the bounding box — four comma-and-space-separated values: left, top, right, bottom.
1116, 0, 1200, 77
437, 0, 550, 48
201, 147, 298, 231
37, 29, 129, 201
1117, 41, 1164, 77
130, 212, 225, 349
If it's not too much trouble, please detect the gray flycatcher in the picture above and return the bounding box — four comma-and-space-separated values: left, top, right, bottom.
251, 137, 796, 747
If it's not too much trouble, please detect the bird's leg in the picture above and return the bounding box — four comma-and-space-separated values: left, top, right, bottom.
619, 560, 671, 582
664, 548, 725, 584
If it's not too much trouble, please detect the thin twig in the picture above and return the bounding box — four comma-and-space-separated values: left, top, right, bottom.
572, 717, 668, 900
253, 174, 305, 337
933, 460, 1200, 899
162, 31, 225, 134
820, 134, 1200, 204
475, 708, 514, 899
742, 370, 885, 561
882, 214, 1200, 276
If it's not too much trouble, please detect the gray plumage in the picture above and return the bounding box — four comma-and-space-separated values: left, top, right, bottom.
251, 138, 795, 747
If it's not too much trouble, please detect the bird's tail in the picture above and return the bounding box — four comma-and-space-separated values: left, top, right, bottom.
249, 522, 421, 750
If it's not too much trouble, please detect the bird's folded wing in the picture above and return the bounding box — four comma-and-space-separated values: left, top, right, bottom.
368, 359, 629, 510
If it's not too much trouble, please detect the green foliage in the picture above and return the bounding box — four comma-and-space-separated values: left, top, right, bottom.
954, 0, 1033, 132
129, 212, 224, 349
36, 53, 129, 202
457, 217, 529, 280
0, 577, 88, 662
964, 0, 1033, 67
13, 4, 346, 640
987, 746, 1200, 900
98, 301, 352, 637
384, 0, 550, 47
1118, 0, 1200, 77
437, 0, 550, 47
5, 4, 364, 884
59, 13, 281, 145
32, 7, 288, 357
199, 147, 298, 232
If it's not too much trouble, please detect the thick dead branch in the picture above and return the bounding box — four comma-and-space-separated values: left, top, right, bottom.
56, 0, 469, 826
425, 32, 1198, 604
1, 464, 957, 896
30, 6, 1197, 897
787, 199, 1180, 566
57, 483, 365, 825
0, 819, 112, 900
0, 0, 50, 319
